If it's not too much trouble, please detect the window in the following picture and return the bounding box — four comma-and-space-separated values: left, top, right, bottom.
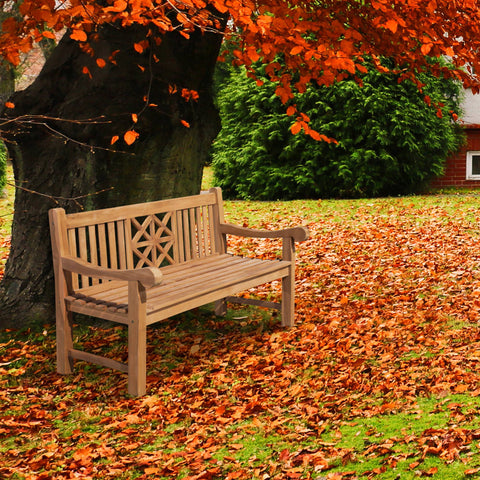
466, 151, 480, 179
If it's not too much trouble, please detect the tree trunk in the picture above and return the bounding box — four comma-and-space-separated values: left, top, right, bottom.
0, 24, 224, 328
0, 8, 15, 106
0, 61, 14, 105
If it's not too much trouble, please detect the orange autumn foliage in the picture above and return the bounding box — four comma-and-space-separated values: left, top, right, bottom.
2, 1, 480, 86
2, 0, 480, 140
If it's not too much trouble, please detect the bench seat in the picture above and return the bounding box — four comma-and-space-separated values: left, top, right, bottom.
65, 253, 290, 324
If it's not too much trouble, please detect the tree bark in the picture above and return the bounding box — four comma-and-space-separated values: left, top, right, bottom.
0, 24, 224, 328
0, 8, 15, 106
0, 61, 14, 105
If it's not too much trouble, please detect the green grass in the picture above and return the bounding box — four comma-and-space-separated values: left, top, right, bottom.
200, 164, 480, 228
201, 165, 215, 191
0, 162, 14, 273
319, 395, 480, 478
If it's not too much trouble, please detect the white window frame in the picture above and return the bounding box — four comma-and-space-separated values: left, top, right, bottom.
466, 151, 480, 180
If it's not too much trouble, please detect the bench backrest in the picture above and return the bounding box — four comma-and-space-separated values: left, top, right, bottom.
49, 188, 226, 290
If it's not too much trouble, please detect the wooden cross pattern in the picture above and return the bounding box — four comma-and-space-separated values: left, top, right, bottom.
130, 213, 175, 268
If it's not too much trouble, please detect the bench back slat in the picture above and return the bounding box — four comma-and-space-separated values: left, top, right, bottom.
77, 226, 90, 288
98, 223, 108, 268
116, 220, 128, 270
188, 208, 196, 260
87, 225, 99, 285
124, 218, 134, 269
67, 227, 79, 290
52, 189, 224, 291
107, 222, 118, 269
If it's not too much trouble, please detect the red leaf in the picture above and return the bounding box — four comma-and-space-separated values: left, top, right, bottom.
279, 448, 290, 461
290, 121, 302, 135
70, 30, 87, 42
42, 31, 56, 40
73, 446, 93, 463
82, 66, 92, 79
105, 0, 127, 12
385, 19, 398, 33
290, 46, 303, 55
124, 130, 139, 145
466, 468, 480, 476
144, 467, 160, 474
275, 86, 291, 104
421, 43, 432, 55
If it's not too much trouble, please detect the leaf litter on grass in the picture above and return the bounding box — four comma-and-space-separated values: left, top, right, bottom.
3, 194, 480, 478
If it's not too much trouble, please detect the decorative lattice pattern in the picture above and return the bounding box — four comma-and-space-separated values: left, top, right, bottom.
130, 213, 175, 268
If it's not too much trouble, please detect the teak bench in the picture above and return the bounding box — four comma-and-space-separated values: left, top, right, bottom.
49, 187, 309, 396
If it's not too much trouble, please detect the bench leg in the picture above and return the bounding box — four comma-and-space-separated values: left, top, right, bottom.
128, 318, 147, 396
56, 304, 74, 375
128, 282, 147, 396
281, 238, 296, 327
214, 298, 227, 316
281, 271, 295, 327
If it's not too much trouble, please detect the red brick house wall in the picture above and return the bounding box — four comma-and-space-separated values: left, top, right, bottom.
429, 126, 480, 189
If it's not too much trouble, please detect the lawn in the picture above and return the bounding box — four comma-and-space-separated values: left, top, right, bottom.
0, 162, 14, 277
3, 168, 480, 478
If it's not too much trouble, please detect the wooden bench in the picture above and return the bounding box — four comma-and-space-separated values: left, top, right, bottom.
49, 187, 309, 396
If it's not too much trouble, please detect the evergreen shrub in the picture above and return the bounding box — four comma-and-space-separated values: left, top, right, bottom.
212, 61, 464, 199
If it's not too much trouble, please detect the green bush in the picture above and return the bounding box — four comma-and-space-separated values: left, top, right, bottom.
212, 61, 464, 199
0, 141, 7, 194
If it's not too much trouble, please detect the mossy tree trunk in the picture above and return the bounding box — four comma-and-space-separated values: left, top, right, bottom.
0, 24, 224, 328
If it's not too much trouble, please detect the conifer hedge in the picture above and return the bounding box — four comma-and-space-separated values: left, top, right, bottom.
212, 61, 463, 199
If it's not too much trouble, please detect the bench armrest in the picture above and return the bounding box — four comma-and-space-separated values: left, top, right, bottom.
219, 223, 309, 242
61, 256, 163, 288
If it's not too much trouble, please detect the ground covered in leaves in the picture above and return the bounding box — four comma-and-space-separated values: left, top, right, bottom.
3, 193, 480, 479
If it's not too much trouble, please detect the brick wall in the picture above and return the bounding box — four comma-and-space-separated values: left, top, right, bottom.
429, 126, 480, 189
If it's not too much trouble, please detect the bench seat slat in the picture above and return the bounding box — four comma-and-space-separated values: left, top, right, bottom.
146, 258, 286, 304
